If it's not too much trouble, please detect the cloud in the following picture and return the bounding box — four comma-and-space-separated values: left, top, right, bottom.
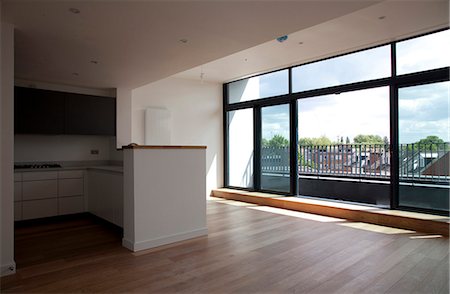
397, 30, 450, 75
298, 87, 390, 141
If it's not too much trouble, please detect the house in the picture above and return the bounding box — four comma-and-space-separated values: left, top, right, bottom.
1, 0, 449, 292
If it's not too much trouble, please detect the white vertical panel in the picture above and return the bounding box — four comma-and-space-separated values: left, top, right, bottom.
144, 108, 171, 145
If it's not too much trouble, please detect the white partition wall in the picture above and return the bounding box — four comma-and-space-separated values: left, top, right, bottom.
123, 146, 207, 251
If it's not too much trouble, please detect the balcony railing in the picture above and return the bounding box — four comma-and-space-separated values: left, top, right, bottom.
299, 144, 390, 180
262, 143, 449, 184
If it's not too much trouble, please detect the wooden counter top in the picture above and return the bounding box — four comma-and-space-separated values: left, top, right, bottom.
122, 145, 207, 150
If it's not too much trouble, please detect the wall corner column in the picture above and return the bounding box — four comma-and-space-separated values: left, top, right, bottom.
116, 88, 133, 148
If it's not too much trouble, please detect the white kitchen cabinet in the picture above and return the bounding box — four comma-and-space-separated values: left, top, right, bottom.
15, 168, 86, 221
22, 198, 58, 220
14, 182, 22, 202
14, 202, 22, 221
58, 170, 84, 179
14, 172, 22, 182
88, 169, 123, 227
58, 178, 83, 197
22, 171, 58, 181
59, 196, 84, 215
22, 180, 58, 200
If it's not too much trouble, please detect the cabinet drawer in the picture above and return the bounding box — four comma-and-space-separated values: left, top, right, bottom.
23, 171, 58, 181
59, 178, 84, 197
59, 196, 84, 215
14, 182, 22, 202
58, 170, 84, 179
14, 173, 22, 182
22, 180, 57, 200
14, 202, 22, 221
22, 199, 58, 220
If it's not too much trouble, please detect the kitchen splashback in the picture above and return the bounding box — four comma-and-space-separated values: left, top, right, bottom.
14, 135, 119, 162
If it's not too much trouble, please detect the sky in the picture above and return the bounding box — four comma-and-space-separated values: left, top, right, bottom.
232, 29, 449, 144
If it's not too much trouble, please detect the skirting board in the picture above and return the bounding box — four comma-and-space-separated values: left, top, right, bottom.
1, 262, 16, 277
122, 227, 208, 252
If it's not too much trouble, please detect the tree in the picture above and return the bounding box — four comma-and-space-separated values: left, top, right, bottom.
266, 134, 289, 148
408, 135, 448, 151
353, 134, 384, 144
346, 136, 350, 144
415, 135, 444, 145
299, 136, 332, 146
383, 136, 389, 145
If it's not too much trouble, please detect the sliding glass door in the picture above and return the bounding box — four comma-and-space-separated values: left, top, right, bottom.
398, 81, 449, 212
261, 104, 291, 192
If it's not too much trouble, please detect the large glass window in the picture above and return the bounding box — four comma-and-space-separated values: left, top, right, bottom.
228, 109, 254, 188
261, 104, 290, 192
224, 29, 449, 214
396, 30, 450, 75
292, 45, 391, 92
297, 87, 390, 205
398, 81, 449, 212
228, 70, 288, 104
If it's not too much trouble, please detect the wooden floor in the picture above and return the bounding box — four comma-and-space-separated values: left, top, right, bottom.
1, 198, 449, 293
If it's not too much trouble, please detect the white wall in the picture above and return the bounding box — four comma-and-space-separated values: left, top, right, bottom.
108, 137, 123, 162
116, 88, 132, 148
1, 18, 16, 276
132, 77, 223, 195
14, 135, 114, 163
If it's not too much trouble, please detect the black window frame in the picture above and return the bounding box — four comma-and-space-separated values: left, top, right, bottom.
223, 28, 450, 215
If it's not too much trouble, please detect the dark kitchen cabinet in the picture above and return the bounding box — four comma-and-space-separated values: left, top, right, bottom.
15, 87, 65, 134
14, 87, 116, 136
65, 93, 116, 135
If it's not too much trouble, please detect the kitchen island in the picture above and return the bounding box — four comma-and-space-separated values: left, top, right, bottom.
122, 145, 207, 252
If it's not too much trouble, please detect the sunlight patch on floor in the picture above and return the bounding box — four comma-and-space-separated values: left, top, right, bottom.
409, 234, 444, 239
339, 222, 415, 234
210, 197, 258, 207
248, 205, 344, 223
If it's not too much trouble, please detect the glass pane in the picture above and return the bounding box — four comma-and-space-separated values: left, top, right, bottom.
228, 70, 288, 104
398, 81, 449, 212
396, 30, 450, 75
297, 87, 390, 205
261, 104, 290, 192
228, 108, 254, 188
292, 45, 391, 93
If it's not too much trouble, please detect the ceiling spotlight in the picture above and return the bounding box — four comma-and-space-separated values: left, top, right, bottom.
69, 8, 80, 14
276, 35, 288, 43
90, 60, 99, 64
72, 72, 79, 76
179, 39, 188, 44
298, 41, 304, 45
378, 16, 386, 20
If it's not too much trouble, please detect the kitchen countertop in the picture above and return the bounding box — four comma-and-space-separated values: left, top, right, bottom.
14, 165, 123, 173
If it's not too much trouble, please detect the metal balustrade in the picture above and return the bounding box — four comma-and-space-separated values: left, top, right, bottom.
262, 143, 449, 184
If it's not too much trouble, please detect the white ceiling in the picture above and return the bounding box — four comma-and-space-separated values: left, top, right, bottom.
2, 0, 382, 90
177, 0, 449, 84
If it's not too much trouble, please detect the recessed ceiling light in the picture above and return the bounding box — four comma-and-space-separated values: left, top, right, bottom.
72, 72, 79, 76
90, 60, 99, 64
179, 39, 188, 44
276, 35, 288, 43
69, 8, 80, 14
298, 41, 304, 45
378, 16, 386, 20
